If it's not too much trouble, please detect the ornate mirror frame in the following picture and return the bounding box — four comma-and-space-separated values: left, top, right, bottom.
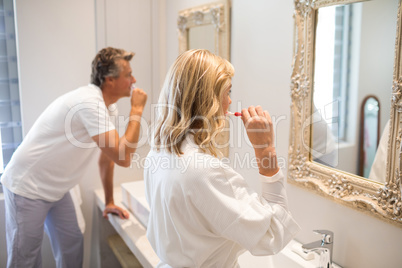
177, 1, 231, 157
288, 0, 402, 226
177, 1, 230, 61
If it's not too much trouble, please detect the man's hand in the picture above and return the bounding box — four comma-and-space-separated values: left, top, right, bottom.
103, 203, 129, 220
130, 88, 147, 114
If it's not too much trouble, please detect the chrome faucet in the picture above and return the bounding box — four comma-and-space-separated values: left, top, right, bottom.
302, 230, 334, 268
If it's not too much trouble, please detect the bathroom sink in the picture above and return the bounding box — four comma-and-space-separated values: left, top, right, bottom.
238, 240, 342, 268
238, 240, 312, 268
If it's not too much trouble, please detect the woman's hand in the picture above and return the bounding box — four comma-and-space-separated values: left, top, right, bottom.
241, 106, 279, 176
241, 106, 274, 148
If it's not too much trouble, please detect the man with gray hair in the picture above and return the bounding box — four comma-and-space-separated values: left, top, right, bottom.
1, 47, 147, 268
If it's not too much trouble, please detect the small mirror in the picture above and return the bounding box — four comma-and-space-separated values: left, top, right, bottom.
358, 96, 380, 178
178, 1, 230, 61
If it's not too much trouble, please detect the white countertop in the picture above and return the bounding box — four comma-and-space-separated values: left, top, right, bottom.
94, 187, 159, 268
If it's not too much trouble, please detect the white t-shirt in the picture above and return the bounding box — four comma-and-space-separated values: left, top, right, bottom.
144, 135, 300, 268
1, 84, 117, 202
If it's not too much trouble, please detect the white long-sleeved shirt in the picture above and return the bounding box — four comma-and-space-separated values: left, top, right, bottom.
145, 135, 300, 268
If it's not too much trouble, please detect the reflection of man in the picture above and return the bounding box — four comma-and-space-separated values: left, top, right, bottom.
0, 47, 147, 267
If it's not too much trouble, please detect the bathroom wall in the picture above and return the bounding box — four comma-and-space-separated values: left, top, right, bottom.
3, 1, 97, 267
230, 1, 402, 268
2, 1, 402, 268
4, 0, 158, 267
162, 1, 402, 268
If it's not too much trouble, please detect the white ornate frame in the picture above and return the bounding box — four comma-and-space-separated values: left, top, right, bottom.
177, 1, 230, 60
177, 1, 231, 157
288, 0, 402, 227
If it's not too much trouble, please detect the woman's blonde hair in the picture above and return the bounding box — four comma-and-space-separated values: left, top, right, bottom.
153, 49, 234, 156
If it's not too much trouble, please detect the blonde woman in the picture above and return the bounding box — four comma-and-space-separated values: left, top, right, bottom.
145, 49, 300, 267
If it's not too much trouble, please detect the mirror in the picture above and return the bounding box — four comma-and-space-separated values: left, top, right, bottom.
177, 1, 231, 157
311, 1, 397, 182
177, 1, 230, 60
358, 96, 380, 179
289, 0, 402, 227
188, 24, 216, 52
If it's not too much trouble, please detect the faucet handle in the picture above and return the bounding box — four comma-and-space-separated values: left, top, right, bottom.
313, 230, 333, 244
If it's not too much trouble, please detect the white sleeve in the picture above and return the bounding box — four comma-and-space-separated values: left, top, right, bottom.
259, 169, 289, 210
74, 100, 116, 137
190, 164, 300, 256
369, 119, 389, 183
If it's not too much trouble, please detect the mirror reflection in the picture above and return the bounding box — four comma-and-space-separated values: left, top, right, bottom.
188, 25, 216, 52
311, 0, 398, 183
359, 96, 380, 178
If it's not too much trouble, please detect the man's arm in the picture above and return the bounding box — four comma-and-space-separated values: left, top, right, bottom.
94, 88, 146, 219
92, 88, 147, 167
98, 151, 129, 219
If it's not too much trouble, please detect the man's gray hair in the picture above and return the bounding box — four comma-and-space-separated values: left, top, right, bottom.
90, 47, 134, 88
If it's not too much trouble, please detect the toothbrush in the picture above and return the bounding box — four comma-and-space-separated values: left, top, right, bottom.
226, 111, 242, 117
130, 84, 136, 96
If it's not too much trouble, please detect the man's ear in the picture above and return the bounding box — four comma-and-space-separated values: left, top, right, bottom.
104, 76, 114, 83
104, 76, 115, 87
